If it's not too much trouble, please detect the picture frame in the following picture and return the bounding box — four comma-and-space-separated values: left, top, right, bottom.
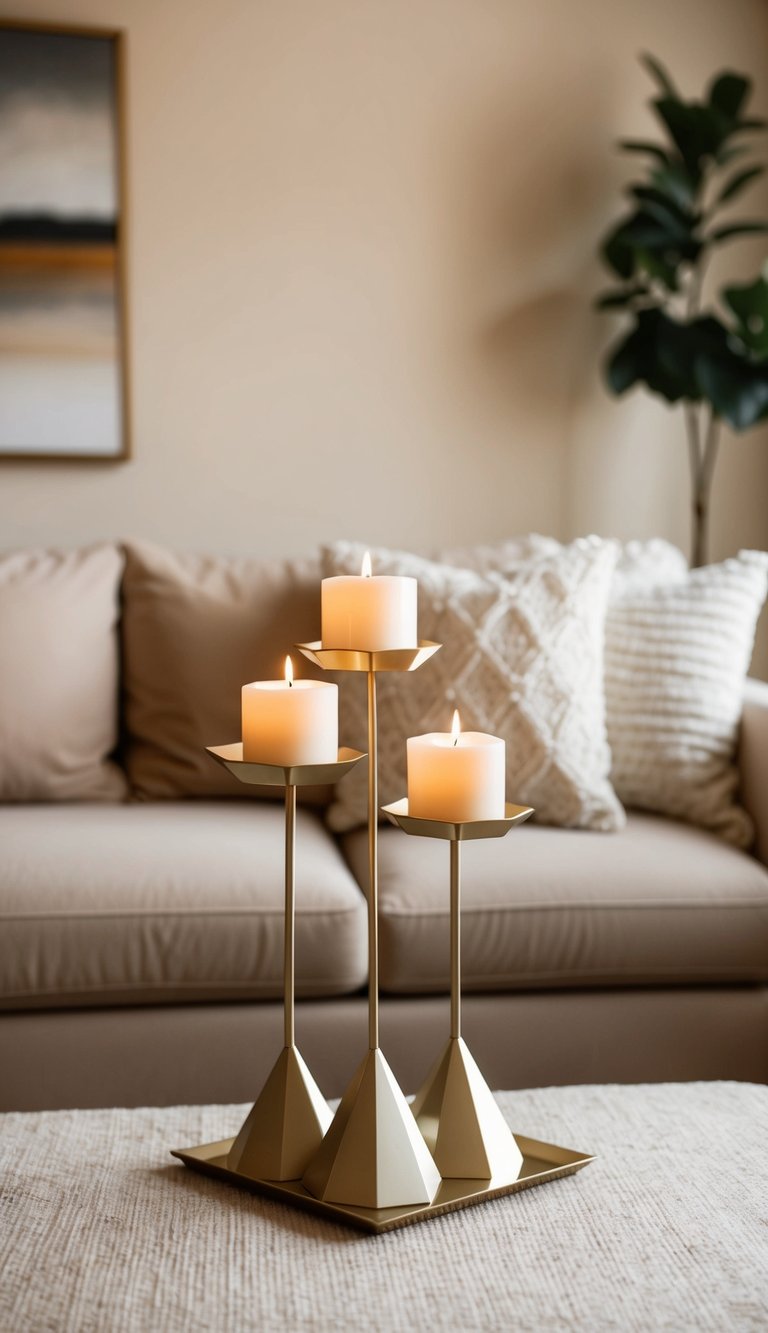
0, 20, 129, 461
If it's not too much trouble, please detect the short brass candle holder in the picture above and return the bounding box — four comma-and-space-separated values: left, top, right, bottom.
204, 742, 365, 1181
382, 797, 534, 1181
295, 642, 444, 1210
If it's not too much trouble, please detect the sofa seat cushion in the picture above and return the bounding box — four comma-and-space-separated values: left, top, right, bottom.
342, 813, 768, 993
0, 804, 367, 1010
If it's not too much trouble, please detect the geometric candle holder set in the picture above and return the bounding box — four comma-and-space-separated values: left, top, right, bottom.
172, 626, 594, 1232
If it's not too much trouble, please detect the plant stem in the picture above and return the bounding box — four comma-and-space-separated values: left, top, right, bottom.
683, 251, 715, 567
689, 410, 720, 567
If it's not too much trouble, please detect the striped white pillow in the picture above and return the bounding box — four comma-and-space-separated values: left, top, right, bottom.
605, 548, 768, 847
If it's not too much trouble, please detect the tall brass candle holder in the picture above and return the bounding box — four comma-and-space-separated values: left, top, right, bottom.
205, 742, 365, 1181
296, 641, 443, 1209
382, 797, 534, 1180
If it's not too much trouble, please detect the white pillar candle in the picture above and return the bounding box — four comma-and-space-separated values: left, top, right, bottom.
242, 657, 338, 765
407, 711, 505, 822
321, 550, 417, 651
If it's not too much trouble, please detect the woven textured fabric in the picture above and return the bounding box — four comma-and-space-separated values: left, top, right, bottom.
323, 540, 624, 833
2, 1083, 766, 1331
606, 549, 768, 847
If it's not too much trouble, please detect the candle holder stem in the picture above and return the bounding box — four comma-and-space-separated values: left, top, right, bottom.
367, 668, 379, 1051
204, 745, 367, 1182
383, 798, 534, 1181
450, 840, 461, 1042
296, 648, 442, 1210
284, 783, 296, 1050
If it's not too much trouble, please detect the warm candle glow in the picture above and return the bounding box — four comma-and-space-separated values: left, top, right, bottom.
407, 719, 505, 822
284, 655, 294, 687
321, 550, 417, 650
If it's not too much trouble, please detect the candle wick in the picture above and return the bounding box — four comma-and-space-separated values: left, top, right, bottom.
453, 736, 458, 747
288, 680, 293, 688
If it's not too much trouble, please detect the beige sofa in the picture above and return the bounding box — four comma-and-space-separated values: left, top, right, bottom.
1, 541, 767, 1111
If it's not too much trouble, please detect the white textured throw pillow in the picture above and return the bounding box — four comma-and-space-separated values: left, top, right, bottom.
606, 548, 768, 847
322, 539, 624, 833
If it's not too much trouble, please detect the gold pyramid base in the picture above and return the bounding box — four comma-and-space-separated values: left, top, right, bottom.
227, 1045, 332, 1182
301, 1048, 441, 1209
411, 1037, 525, 1181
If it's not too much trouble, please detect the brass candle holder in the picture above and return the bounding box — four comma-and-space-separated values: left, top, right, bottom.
295, 641, 444, 1210
205, 742, 365, 1181
171, 635, 596, 1231
172, 744, 595, 1232
382, 797, 534, 1181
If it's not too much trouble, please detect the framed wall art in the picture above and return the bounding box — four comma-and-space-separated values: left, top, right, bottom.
0, 21, 129, 461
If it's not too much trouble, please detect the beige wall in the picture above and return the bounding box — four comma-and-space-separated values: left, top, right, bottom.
1, 0, 767, 672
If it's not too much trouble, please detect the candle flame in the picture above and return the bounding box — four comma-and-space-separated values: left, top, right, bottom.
451, 709, 461, 746
361, 550, 372, 578
284, 655, 294, 687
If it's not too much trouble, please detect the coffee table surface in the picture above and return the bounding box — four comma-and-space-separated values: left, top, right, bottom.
2, 1082, 766, 1332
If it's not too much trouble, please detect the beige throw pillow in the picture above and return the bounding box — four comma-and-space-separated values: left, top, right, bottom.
121, 542, 329, 801
0, 544, 126, 802
322, 539, 624, 833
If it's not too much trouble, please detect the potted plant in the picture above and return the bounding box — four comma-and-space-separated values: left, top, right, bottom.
597, 54, 768, 566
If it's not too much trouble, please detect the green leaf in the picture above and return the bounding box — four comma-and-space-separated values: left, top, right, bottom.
715, 143, 753, 167
708, 72, 751, 119
653, 97, 728, 178
650, 161, 698, 208
635, 247, 680, 291
708, 220, 768, 243
605, 320, 650, 394
734, 117, 768, 132
722, 274, 768, 356
596, 284, 650, 309
640, 53, 678, 98
618, 139, 671, 165
605, 308, 699, 401
604, 309, 737, 407
602, 207, 698, 280
630, 185, 697, 231
714, 164, 764, 205
695, 355, 768, 428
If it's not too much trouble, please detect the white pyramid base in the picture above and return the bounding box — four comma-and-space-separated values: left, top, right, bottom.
411, 1036, 524, 1180
227, 1045, 332, 1182
301, 1048, 441, 1209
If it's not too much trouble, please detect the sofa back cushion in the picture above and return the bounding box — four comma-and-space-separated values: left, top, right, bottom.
0, 544, 126, 802
121, 541, 329, 801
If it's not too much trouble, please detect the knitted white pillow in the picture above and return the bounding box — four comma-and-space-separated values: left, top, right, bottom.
605, 548, 768, 847
321, 539, 624, 833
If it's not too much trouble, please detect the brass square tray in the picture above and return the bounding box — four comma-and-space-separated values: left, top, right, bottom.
171, 1134, 594, 1234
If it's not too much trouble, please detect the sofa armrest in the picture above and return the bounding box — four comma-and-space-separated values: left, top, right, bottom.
739, 678, 768, 867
